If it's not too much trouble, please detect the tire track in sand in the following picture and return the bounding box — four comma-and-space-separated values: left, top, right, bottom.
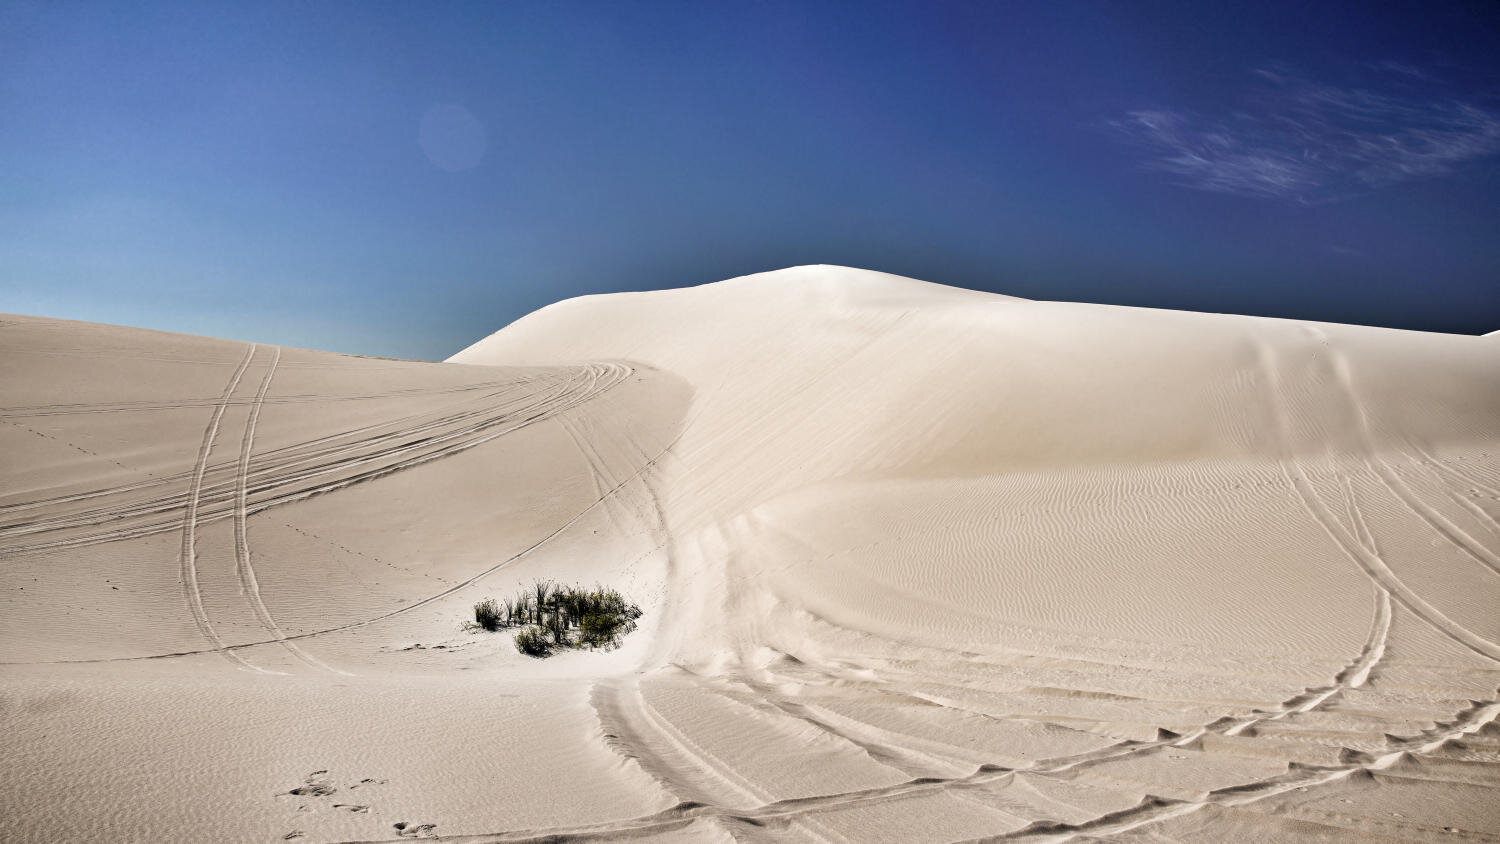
557, 465, 1402, 840
1206, 474, 1392, 735
0, 373, 567, 540
588, 678, 839, 842
1396, 443, 1500, 549
231, 347, 350, 676
2, 398, 688, 667
1321, 341, 1500, 578
998, 697, 1500, 842
1254, 337, 1500, 662
469, 674, 1500, 843
179, 344, 278, 674
1399, 435, 1500, 500
0, 378, 545, 514
0, 377, 525, 420
590, 679, 764, 809
0, 364, 632, 552
369, 334, 1436, 844
735, 572, 1389, 781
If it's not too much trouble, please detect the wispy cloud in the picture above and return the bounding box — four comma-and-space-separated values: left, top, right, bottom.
1113, 66, 1500, 202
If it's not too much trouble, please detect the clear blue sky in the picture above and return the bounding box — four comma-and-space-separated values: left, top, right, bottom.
3, 0, 1498, 359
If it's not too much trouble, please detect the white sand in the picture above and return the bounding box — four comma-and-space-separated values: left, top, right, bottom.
2, 265, 1498, 841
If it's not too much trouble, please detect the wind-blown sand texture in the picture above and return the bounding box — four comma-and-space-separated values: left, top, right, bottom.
2, 265, 1498, 842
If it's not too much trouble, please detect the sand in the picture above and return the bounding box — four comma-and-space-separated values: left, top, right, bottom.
2, 265, 1498, 842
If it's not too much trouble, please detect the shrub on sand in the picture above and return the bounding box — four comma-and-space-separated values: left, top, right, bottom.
578, 611, 625, 649
532, 580, 552, 623
513, 625, 551, 656
473, 598, 502, 632
474, 581, 642, 657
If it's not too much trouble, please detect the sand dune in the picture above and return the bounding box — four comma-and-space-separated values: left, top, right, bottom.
3, 266, 1499, 841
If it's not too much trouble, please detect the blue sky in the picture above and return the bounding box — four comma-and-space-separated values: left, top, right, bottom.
3, 0, 1498, 358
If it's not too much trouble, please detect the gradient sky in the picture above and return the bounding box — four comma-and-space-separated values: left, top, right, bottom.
3, 0, 1498, 359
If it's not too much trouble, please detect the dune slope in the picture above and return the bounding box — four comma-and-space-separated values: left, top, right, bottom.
4, 265, 1499, 841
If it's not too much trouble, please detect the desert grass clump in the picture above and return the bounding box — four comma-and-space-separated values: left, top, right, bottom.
470, 580, 643, 657
473, 598, 503, 632
578, 609, 631, 649
513, 625, 551, 656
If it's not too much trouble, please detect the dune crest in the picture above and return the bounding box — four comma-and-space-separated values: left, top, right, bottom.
3, 266, 1499, 841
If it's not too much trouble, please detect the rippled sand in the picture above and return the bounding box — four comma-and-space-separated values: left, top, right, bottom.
3, 266, 1498, 841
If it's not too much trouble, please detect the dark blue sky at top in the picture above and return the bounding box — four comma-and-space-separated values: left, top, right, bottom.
2, 0, 1498, 359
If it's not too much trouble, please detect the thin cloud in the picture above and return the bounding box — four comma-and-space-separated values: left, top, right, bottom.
1114, 66, 1500, 202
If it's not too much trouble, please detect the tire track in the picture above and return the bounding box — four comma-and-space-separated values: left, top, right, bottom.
1323, 343, 1500, 578
178, 344, 277, 674
231, 348, 350, 676
0, 377, 530, 419
998, 697, 1500, 842
417, 329, 1484, 843
724, 676, 1001, 780
559, 414, 630, 538
0, 363, 634, 552
742, 527, 1393, 774
538, 460, 1403, 842
448, 684, 1500, 843
0, 397, 687, 666
591, 679, 765, 809
589, 678, 842, 842
1222, 587, 1389, 736
560, 417, 801, 816
750, 585, 1389, 780
1400, 434, 1500, 497
1401, 434, 1500, 519
567, 409, 673, 552
606, 453, 1399, 834
0, 372, 579, 532
0, 378, 546, 515
1209, 474, 1392, 734
1254, 338, 1500, 662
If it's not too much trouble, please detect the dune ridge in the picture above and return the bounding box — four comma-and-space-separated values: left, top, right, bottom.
2, 265, 1498, 841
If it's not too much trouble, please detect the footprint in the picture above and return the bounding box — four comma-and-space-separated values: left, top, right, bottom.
393, 821, 438, 839
283, 833, 304, 841
287, 772, 336, 797
333, 804, 369, 813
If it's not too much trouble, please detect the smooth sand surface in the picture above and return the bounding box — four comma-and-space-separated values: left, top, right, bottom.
2, 265, 1498, 841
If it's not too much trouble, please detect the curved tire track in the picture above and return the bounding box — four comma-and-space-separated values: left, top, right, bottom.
1255, 337, 1500, 662
0, 363, 634, 552
231, 348, 350, 675
0, 372, 580, 539
178, 344, 276, 673
0, 392, 684, 667
1324, 345, 1500, 578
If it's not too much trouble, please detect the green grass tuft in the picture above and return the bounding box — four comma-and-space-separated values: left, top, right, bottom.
473, 598, 502, 632
513, 625, 551, 656
471, 581, 642, 657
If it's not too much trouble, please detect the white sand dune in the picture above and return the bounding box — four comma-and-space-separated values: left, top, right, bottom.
2, 265, 1498, 842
